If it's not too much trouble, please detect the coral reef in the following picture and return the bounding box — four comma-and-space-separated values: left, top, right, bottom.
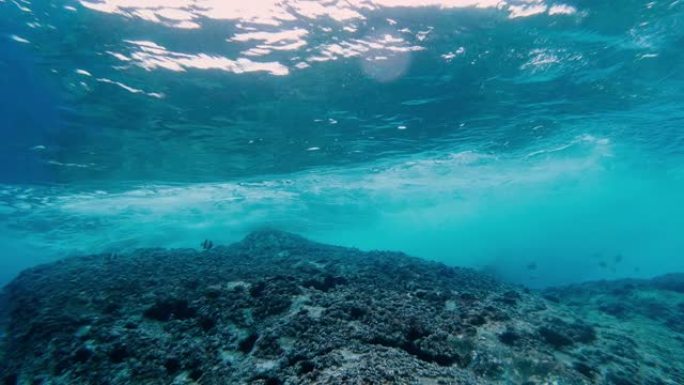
0, 230, 681, 385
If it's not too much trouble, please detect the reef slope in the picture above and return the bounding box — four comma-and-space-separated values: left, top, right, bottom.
0, 230, 682, 385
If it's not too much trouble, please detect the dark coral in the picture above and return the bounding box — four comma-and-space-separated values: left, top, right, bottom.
538, 318, 595, 349
143, 298, 196, 321
498, 329, 521, 346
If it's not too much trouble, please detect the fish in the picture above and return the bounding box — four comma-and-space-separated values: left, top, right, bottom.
201, 239, 214, 250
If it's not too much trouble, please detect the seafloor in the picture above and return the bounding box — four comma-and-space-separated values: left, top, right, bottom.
0, 230, 682, 385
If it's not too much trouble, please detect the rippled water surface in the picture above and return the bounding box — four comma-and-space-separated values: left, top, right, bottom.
1, 0, 683, 287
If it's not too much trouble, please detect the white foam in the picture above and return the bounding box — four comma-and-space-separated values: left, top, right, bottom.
3, 134, 678, 289
9, 35, 30, 44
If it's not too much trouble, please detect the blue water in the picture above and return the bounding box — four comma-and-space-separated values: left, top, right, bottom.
0, 0, 683, 288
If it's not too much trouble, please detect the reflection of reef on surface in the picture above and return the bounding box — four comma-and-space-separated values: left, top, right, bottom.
0, 231, 682, 385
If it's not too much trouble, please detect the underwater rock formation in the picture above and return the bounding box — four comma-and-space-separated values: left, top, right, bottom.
0, 230, 681, 385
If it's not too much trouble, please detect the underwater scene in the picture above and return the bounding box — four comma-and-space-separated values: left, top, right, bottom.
1, 0, 683, 384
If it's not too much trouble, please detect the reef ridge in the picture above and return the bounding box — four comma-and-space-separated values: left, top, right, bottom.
0, 230, 682, 385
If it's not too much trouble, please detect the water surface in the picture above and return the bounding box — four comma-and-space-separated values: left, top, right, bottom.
1, 0, 683, 287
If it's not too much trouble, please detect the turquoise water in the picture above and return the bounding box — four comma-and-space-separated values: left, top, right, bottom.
1, 0, 683, 288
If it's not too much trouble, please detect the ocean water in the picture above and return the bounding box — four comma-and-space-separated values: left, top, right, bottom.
1, 0, 683, 289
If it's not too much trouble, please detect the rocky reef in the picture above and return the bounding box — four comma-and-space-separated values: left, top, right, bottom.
0, 230, 682, 385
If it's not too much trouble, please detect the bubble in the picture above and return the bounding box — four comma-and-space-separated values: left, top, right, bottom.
360, 30, 412, 83
361, 51, 411, 82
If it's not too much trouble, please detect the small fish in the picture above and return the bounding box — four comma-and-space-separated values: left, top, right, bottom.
599, 261, 608, 269
614, 254, 623, 263
201, 239, 214, 250
526, 262, 538, 271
